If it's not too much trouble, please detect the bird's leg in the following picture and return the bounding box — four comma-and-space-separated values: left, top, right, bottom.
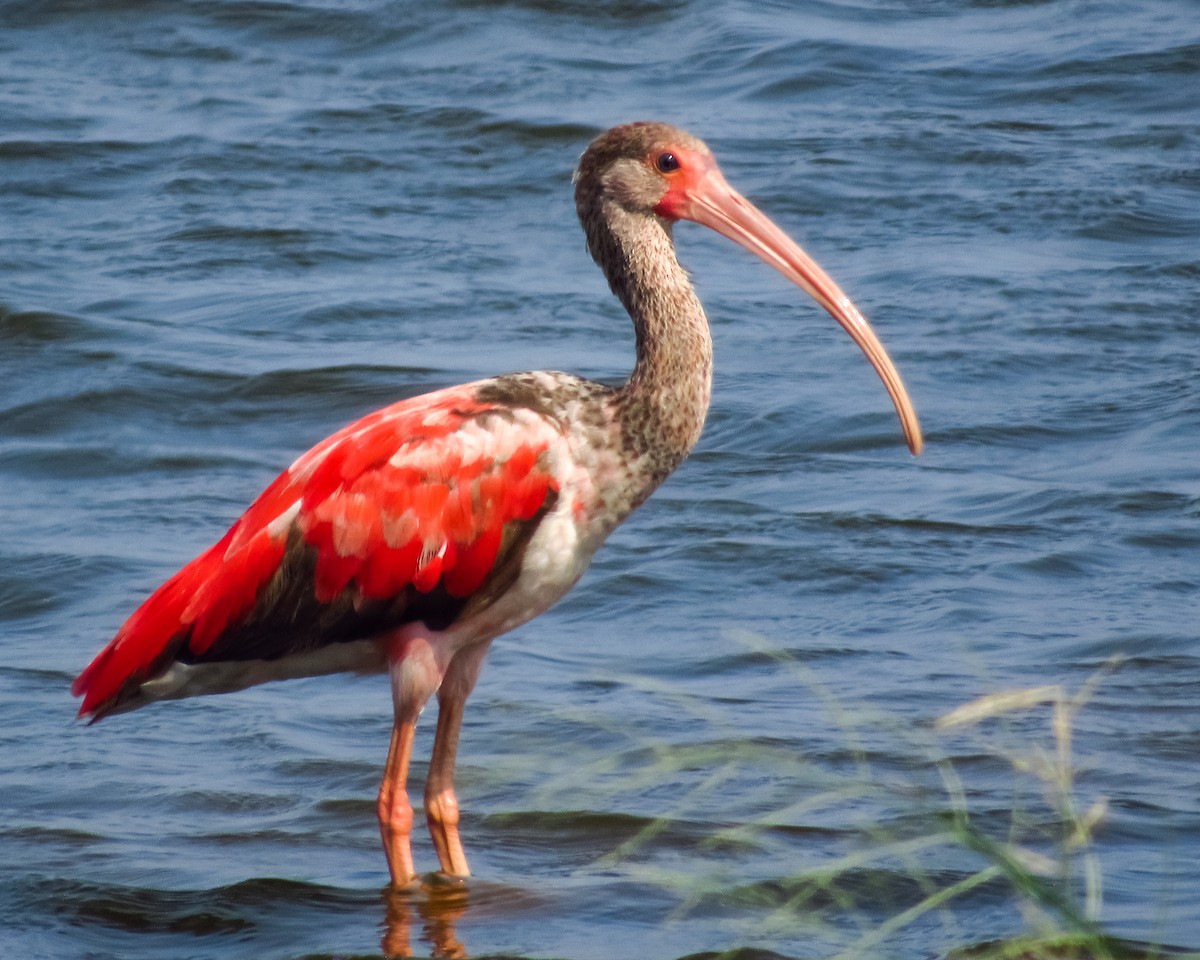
425, 641, 491, 878
380, 623, 455, 884
378, 717, 419, 886
426, 691, 468, 876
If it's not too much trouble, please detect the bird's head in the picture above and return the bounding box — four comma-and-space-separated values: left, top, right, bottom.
575, 122, 923, 457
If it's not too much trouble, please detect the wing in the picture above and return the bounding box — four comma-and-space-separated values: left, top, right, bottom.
73, 381, 563, 719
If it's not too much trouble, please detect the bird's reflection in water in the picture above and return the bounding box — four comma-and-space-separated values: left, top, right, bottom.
382, 877, 470, 959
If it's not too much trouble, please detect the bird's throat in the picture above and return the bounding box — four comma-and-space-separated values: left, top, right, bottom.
608, 212, 714, 489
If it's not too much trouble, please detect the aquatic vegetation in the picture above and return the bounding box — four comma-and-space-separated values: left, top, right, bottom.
520, 643, 1192, 960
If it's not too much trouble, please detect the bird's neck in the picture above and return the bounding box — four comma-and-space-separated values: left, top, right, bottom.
593, 204, 714, 492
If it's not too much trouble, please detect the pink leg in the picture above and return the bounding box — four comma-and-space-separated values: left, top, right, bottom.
425, 641, 491, 878
377, 718, 418, 886
426, 693, 469, 876
379, 625, 449, 885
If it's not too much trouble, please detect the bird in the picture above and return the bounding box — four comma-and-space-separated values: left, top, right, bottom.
73, 121, 923, 887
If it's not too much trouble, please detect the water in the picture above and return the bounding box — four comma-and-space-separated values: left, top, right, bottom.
2, 1, 1197, 957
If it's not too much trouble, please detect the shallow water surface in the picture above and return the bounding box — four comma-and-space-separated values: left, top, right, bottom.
2, 1, 1198, 958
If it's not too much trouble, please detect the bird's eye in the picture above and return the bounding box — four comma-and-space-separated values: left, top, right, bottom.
655, 151, 681, 173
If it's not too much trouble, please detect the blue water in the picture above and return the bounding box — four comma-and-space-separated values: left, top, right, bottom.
2, 1, 1198, 958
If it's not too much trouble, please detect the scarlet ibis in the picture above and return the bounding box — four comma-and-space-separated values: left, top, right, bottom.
74, 122, 922, 885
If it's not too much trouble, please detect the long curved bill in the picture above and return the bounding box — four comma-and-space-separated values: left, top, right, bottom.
673, 166, 923, 456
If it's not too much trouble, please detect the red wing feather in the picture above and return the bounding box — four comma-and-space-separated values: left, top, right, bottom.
73, 383, 563, 718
